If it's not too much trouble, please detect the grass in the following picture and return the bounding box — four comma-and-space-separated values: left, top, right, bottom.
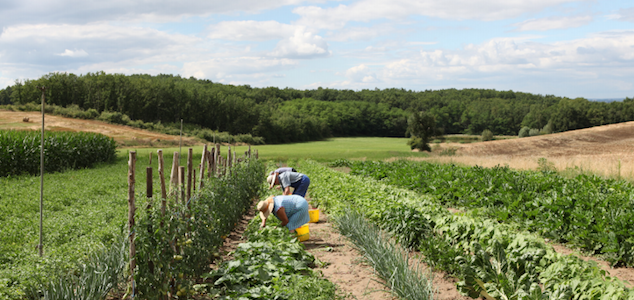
124, 137, 429, 163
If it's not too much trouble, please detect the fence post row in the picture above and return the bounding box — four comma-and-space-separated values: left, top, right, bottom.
126, 144, 259, 294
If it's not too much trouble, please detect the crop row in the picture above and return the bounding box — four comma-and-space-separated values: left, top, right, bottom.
1, 150, 263, 299
346, 160, 634, 267
302, 160, 634, 299
192, 211, 343, 299
0, 130, 117, 177
131, 157, 265, 298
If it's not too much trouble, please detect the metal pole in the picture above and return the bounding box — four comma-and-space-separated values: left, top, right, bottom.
38, 86, 46, 257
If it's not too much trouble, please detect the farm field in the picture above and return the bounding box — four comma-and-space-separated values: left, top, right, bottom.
5, 111, 634, 298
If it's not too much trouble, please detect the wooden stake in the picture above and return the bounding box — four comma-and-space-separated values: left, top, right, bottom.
146, 167, 153, 198
228, 146, 232, 171
187, 148, 193, 201
179, 166, 185, 205
215, 144, 220, 176
128, 151, 137, 294
170, 152, 179, 196
157, 150, 167, 217
199, 145, 208, 189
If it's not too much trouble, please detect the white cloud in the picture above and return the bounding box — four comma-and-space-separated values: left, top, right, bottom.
345, 64, 378, 82
0, 76, 14, 89
615, 7, 634, 22
207, 21, 295, 41
326, 25, 394, 42
59, 49, 88, 57
0, 0, 309, 28
269, 28, 330, 58
326, 30, 634, 95
513, 16, 593, 31
0, 23, 200, 64
293, 0, 580, 30
181, 57, 298, 81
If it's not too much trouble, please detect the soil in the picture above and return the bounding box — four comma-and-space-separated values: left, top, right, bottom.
216, 203, 471, 300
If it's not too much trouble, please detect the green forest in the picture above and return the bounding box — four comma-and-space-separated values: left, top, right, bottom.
1, 72, 633, 144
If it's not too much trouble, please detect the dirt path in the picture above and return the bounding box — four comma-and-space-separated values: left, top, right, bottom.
296, 212, 471, 300
213, 203, 471, 299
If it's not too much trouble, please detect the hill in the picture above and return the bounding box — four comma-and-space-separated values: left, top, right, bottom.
429, 121, 634, 179
0, 110, 200, 147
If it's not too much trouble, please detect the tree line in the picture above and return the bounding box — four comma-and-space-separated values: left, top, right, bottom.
0, 72, 633, 144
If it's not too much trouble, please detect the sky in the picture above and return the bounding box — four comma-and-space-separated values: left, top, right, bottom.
0, 0, 633, 99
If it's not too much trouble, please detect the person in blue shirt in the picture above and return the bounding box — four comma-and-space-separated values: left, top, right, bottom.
257, 195, 310, 233
267, 170, 310, 198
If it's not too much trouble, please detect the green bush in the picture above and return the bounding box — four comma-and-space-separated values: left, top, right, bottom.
518, 126, 530, 138
529, 128, 540, 136
481, 129, 493, 141
0, 130, 117, 177
98, 111, 131, 125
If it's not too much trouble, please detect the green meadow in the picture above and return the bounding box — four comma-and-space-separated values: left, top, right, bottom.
127, 137, 429, 163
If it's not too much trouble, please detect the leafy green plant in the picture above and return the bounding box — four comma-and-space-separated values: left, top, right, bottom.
301, 159, 634, 299
200, 218, 344, 300
348, 159, 634, 267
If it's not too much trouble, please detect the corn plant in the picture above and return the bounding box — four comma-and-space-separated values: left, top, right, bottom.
0, 130, 116, 177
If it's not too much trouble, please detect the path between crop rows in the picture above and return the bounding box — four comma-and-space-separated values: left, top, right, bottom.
217, 203, 470, 300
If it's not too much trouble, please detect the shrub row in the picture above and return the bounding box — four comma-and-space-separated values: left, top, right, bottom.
302, 160, 634, 299
0, 130, 117, 177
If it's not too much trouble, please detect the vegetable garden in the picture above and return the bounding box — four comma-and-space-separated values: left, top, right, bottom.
302, 159, 634, 299
4, 125, 634, 299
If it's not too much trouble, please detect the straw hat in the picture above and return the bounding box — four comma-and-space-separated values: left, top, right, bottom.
257, 196, 274, 220
266, 173, 277, 189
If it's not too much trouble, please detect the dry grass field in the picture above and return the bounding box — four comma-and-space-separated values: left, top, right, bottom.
424, 121, 634, 181
0, 110, 200, 147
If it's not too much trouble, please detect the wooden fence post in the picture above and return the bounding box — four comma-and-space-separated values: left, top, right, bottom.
179, 166, 185, 206
170, 152, 180, 200
157, 150, 167, 217
199, 145, 207, 189
207, 150, 213, 179
187, 148, 193, 201
215, 144, 221, 176
128, 151, 137, 295
248, 145, 251, 158
146, 166, 154, 275
227, 146, 232, 171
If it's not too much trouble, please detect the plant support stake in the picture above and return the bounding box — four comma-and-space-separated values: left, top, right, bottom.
38, 86, 46, 257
